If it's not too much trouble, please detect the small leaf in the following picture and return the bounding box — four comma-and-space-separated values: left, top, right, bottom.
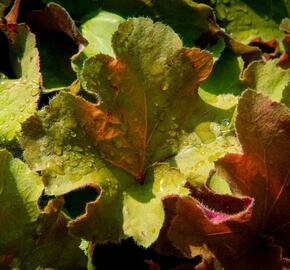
242, 60, 290, 105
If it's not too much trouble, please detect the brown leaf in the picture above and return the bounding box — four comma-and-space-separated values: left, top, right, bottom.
4, 0, 20, 24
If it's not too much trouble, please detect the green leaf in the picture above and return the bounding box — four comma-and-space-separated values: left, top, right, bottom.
80, 11, 124, 57
200, 49, 245, 96
72, 10, 124, 75
0, 150, 87, 269
0, 24, 41, 147
214, 0, 289, 44
79, 17, 214, 178
21, 92, 189, 247
242, 60, 290, 106
0, 149, 43, 257
21, 18, 241, 247
169, 131, 240, 187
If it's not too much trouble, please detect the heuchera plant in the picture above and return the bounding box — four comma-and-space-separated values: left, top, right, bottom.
0, 0, 289, 269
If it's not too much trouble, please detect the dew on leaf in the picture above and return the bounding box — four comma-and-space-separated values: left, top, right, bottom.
64, 118, 78, 130
31, 88, 40, 97
6, 130, 15, 141
68, 160, 79, 167
220, 118, 230, 127
73, 146, 83, 152
53, 145, 63, 156
161, 81, 169, 91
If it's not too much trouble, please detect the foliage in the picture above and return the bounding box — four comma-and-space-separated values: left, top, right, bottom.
0, 0, 289, 269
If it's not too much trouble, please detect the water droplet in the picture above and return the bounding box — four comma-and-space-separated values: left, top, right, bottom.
17, 115, 24, 122
70, 131, 77, 137
6, 130, 14, 141
166, 138, 175, 145
64, 118, 77, 129
159, 179, 164, 192
150, 63, 163, 75
195, 160, 205, 168
53, 145, 63, 156
19, 105, 25, 112
171, 116, 176, 121
68, 160, 79, 167
220, 119, 230, 127
31, 87, 40, 96
161, 81, 169, 91
87, 160, 93, 167
172, 123, 179, 129
73, 146, 83, 152
168, 130, 177, 137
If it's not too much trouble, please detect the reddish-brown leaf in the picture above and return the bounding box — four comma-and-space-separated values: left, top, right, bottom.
163, 90, 290, 269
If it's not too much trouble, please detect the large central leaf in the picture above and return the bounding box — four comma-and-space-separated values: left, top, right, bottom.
79, 17, 213, 179
21, 18, 239, 247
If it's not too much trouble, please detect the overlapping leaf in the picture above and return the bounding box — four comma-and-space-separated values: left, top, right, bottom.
212, 0, 289, 44
26, 2, 86, 92
71, 10, 124, 76
161, 90, 290, 269
0, 149, 86, 269
278, 18, 290, 69
242, 59, 290, 106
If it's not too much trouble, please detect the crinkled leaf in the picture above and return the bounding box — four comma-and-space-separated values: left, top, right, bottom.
0, 23, 41, 146
0, 150, 86, 269
242, 60, 290, 106
164, 90, 290, 269
21, 91, 189, 247
213, 0, 288, 44
26, 3, 86, 92
20, 18, 242, 247
79, 17, 213, 179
